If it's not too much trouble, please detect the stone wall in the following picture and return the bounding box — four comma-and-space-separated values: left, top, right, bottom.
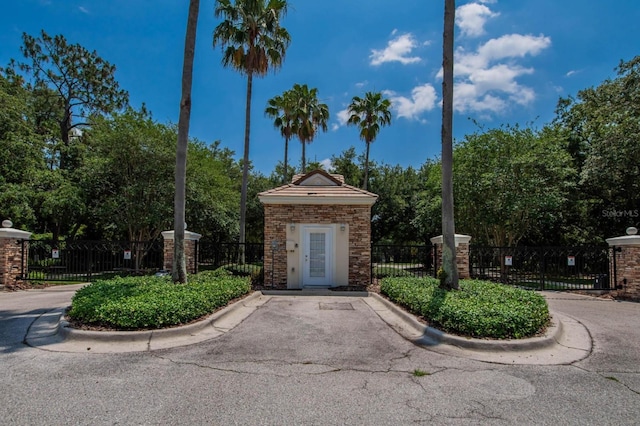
0, 238, 24, 289
0, 221, 32, 290
430, 234, 472, 279
263, 204, 372, 288
161, 230, 202, 274
606, 229, 640, 301
611, 246, 640, 299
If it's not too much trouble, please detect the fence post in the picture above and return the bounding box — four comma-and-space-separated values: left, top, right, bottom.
430, 234, 472, 279
0, 220, 32, 290
161, 229, 203, 274
606, 227, 640, 301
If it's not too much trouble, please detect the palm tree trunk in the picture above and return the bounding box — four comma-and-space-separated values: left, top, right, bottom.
301, 140, 306, 172
363, 140, 370, 191
173, 0, 200, 283
283, 135, 289, 183
239, 70, 253, 263
441, 0, 459, 290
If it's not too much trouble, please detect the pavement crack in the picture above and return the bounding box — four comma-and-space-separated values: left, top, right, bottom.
570, 364, 640, 396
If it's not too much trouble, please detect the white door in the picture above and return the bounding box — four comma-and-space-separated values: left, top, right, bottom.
302, 226, 333, 287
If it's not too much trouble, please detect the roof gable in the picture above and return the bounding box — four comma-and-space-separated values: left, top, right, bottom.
292, 170, 342, 186
258, 170, 377, 206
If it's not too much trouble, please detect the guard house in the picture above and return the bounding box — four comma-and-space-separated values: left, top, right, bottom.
258, 170, 378, 289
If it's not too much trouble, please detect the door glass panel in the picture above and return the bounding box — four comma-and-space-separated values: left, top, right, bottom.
309, 232, 326, 278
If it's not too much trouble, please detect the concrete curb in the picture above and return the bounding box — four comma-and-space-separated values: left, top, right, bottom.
368, 292, 562, 351
57, 290, 264, 342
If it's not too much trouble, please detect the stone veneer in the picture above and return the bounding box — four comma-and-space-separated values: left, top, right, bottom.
0, 221, 32, 289
263, 204, 372, 288
607, 228, 640, 301
162, 230, 202, 274
430, 234, 472, 279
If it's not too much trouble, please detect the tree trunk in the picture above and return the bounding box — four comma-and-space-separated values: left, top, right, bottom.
440, 0, 459, 290
238, 70, 253, 263
172, 0, 200, 283
301, 139, 306, 172
363, 140, 370, 191
58, 107, 71, 170
283, 135, 289, 183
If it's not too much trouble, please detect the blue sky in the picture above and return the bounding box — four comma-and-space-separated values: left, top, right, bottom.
1, 0, 639, 175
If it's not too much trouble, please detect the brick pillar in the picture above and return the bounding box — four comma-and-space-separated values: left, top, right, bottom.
0, 220, 32, 290
161, 230, 202, 274
606, 227, 640, 301
430, 234, 472, 279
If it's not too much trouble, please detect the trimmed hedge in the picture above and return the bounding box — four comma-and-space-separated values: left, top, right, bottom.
68, 271, 251, 330
381, 277, 549, 339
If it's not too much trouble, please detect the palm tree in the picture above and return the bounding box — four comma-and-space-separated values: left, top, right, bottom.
290, 83, 329, 172
265, 89, 296, 183
346, 92, 392, 191
213, 0, 290, 247
173, 0, 200, 283
440, 0, 459, 290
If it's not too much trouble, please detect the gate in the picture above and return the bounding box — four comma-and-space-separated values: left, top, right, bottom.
371, 244, 436, 281
469, 245, 614, 291
196, 241, 264, 278
20, 239, 163, 282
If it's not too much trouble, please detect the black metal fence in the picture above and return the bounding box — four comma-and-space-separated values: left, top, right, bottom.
371, 244, 435, 280
469, 245, 613, 291
196, 241, 264, 279
21, 239, 164, 282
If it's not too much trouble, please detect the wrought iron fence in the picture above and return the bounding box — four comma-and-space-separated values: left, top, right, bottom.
469, 245, 613, 291
196, 241, 264, 279
21, 239, 164, 282
371, 244, 435, 281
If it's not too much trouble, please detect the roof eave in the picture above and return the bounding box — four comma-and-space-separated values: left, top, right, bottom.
258, 195, 377, 206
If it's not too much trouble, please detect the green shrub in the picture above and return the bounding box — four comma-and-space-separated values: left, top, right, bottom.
68, 272, 251, 330
219, 263, 263, 277
373, 265, 414, 279
380, 277, 549, 339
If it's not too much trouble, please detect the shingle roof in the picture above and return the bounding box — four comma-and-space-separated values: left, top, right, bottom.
258, 170, 378, 205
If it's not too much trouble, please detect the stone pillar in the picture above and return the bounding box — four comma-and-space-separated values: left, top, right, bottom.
430, 234, 472, 279
0, 220, 32, 290
161, 230, 202, 274
606, 227, 640, 301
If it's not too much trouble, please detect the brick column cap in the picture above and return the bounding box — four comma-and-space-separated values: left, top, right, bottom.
161, 230, 202, 241
606, 235, 640, 247
0, 227, 31, 240
430, 234, 472, 247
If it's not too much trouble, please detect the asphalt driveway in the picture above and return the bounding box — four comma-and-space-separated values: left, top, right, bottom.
1, 286, 639, 424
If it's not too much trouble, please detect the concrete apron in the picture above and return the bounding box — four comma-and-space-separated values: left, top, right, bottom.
25, 291, 592, 365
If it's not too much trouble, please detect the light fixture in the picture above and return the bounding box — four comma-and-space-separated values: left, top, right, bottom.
340, 223, 346, 232
290, 224, 295, 231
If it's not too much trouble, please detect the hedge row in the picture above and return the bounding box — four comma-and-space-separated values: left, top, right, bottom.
381, 277, 549, 339
68, 270, 251, 330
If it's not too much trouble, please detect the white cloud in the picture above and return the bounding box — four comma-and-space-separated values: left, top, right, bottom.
565, 69, 581, 77
320, 158, 333, 171
337, 108, 350, 125
384, 84, 438, 121
332, 108, 351, 131
78, 6, 89, 14
355, 80, 368, 88
370, 33, 421, 66
456, 2, 499, 38
449, 33, 551, 114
